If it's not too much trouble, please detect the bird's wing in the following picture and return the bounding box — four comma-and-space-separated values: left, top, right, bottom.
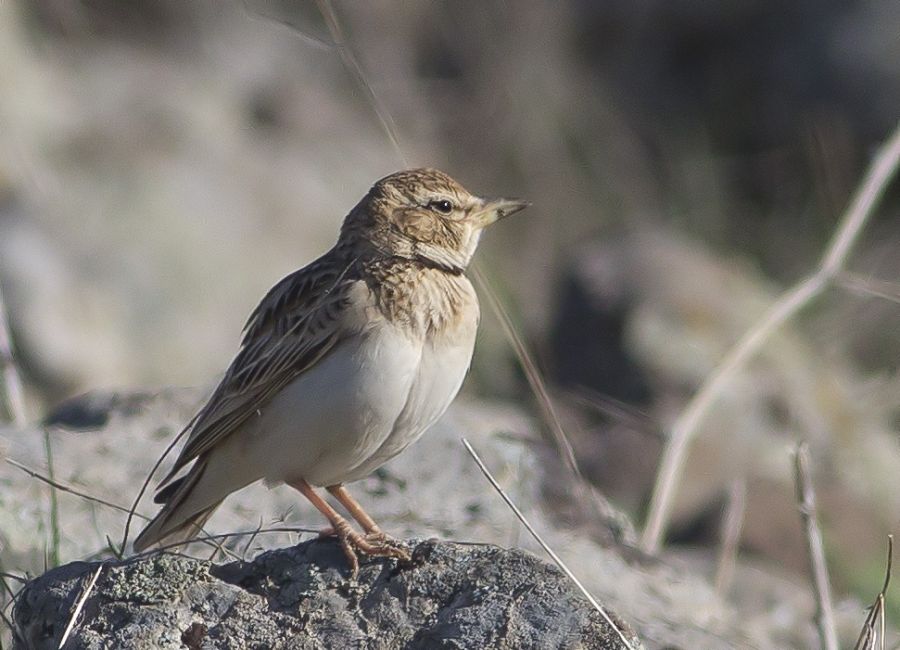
159, 251, 359, 485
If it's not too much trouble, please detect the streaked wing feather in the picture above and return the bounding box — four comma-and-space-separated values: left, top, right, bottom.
160, 252, 355, 484
174, 336, 337, 465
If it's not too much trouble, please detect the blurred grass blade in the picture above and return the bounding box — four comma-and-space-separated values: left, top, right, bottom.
853, 535, 893, 650
0, 283, 27, 426
314, 0, 408, 167
472, 264, 582, 479
43, 429, 62, 568
793, 442, 838, 650
641, 121, 900, 554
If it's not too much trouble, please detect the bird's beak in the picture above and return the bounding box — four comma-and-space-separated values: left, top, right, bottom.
475, 197, 530, 229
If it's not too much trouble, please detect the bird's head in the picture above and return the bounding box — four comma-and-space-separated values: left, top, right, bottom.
341, 168, 528, 273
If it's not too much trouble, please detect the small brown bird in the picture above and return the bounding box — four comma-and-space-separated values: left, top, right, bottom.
133, 168, 527, 574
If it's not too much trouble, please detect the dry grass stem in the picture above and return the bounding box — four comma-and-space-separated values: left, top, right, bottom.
122, 412, 200, 552
570, 388, 658, 439
207, 534, 230, 562
57, 565, 102, 649
838, 271, 900, 305
239, 0, 334, 50
472, 265, 582, 479
314, 0, 408, 167
0, 572, 26, 587
0, 284, 27, 427
240, 520, 265, 562
0, 605, 15, 645
0, 565, 22, 617
42, 430, 62, 568
5, 457, 149, 520
136, 526, 319, 559
472, 266, 623, 530
714, 477, 747, 595
641, 121, 900, 553
853, 535, 893, 650
5, 456, 250, 562
793, 442, 838, 650
461, 438, 638, 650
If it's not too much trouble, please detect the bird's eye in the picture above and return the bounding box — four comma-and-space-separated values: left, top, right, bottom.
427, 199, 454, 214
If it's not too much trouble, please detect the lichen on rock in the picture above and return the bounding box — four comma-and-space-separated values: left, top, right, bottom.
13, 538, 640, 650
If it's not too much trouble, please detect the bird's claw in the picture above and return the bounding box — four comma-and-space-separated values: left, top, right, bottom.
363, 530, 411, 560
323, 521, 410, 578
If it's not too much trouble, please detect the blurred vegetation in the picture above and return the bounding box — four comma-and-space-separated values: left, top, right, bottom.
1, 1, 899, 646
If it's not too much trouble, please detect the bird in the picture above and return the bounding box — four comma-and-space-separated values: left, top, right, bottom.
132, 168, 528, 575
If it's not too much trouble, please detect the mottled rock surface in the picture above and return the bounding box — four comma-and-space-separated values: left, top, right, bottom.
13, 539, 639, 650
1, 393, 790, 648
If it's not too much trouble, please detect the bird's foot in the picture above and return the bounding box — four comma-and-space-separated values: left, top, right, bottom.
363, 529, 411, 558
321, 521, 411, 578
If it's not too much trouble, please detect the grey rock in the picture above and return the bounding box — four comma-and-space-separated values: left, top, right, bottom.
13, 539, 640, 650
1, 392, 790, 648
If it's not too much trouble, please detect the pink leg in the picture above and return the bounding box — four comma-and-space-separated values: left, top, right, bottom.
287, 479, 409, 577
326, 484, 382, 535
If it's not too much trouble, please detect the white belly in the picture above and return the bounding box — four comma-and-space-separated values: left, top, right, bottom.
339, 330, 476, 482
226, 317, 475, 487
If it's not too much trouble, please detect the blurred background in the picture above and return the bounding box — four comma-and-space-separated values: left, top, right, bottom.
1, 0, 899, 647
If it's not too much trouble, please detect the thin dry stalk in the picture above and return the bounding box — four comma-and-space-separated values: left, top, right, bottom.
839, 271, 900, 305
1, 568, 25, 648
207, 535, 230, 562
853, 535, 893, 650
5, 456, 247, 562
0, 565, 20, 628
472, 266, 628, 534
10, 453, 218, 565
0, 284, 26, 426
714, 477, 747, 595
0, 567, 25, 639
313, 0, 408, 167
0, 603, 14, 645
5, 456, 149, 519
241, 519, 265, 562
43, 430, 62, 568
122, 411, 200, 552
641, 121, 900, 553
472, 265, 581, 478
239, 0, 334, 50
136, 525, 319, 558
0, 572, 25, 587
793, 442, 838, 650
57, 565, 102, 649
461, 438, 638, 650
570, 388, 658, 439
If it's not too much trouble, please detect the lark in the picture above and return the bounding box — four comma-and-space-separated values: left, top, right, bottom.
133, 168, 527, 574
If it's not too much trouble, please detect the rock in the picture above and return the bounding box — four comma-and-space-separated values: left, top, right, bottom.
1, 390, 795, 648
13, 538, 641, 650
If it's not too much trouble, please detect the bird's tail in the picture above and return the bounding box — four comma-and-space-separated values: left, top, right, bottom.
132, 460, 222, 552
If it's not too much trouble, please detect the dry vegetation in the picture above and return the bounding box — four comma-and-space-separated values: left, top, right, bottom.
1, 1, 900, 648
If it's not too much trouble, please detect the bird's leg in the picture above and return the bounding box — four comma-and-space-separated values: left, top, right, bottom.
326, 484, 410, 556
326, 484, 382, 536
287, 479, 408, 577
326, 484, 411, 559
